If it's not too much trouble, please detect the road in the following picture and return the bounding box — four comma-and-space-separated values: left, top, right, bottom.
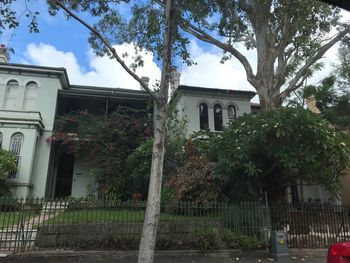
2, 250, 327, 263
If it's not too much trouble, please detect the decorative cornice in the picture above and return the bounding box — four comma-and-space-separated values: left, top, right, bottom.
0, 110, 45, 131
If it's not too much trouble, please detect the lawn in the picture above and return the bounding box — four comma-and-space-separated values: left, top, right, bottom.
44, 209, 220, 224
0, 211, 36, 229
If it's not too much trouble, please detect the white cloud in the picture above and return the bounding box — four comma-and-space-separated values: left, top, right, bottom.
180, 41, 256, 91
22, 43, 161, 90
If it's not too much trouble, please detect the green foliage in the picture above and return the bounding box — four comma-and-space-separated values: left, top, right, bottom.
213, 108, 350, 202
0, 149, 17, 197
48, 0, 348, 109
197, 228, 267, 251
336, 43, 350, 91
169, 140, 219, 203
197, 228, 225, 251
0, 0, 40, 47
54, 106, 151, 200
288, 75, 350, 130
126, 105, 188, 196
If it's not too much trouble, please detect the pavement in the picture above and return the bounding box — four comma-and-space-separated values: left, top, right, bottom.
1, 249, 327, 263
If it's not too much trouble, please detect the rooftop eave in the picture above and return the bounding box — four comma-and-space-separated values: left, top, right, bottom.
176, 85, 256, 100
0, 63, 70, 89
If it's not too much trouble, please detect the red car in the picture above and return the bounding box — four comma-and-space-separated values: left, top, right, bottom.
328, 242, 350, 263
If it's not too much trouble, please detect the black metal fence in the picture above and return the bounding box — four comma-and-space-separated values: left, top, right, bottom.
0, 198, 348, 253
270, 203, 350, 248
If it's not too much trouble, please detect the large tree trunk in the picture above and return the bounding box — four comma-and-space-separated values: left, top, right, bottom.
137, 102, 167, 263
259, 93, 283, 111
137, 1, 176, 262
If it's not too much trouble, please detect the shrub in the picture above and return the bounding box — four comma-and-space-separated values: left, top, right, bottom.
169, 140, 219, 203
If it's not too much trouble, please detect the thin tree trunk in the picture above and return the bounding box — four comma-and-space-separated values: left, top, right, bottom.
137, 1, 176, 262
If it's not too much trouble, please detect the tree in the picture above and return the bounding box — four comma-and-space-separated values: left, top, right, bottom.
212, 107, 350, 203
0, 149, 17, 197
1, 0, 175, 261
169, 140, 218, 203
336, 39, 350, 91
48, 1, 177, 262
0, 0, 40, 51
287, 75, 350, 130
85, 0, 350, 110
53, 107, 151, 199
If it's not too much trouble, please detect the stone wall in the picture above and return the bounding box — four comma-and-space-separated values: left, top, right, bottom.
35, 221, 219, 248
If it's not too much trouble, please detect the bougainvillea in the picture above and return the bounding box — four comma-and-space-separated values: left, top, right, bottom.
169, 140, 219, 203
53, 106, 152, 199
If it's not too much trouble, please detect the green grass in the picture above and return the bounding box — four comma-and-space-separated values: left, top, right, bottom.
0, 211, 36, 229
44, 209, 220, 224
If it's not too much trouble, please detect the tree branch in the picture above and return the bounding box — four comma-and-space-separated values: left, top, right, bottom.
181, 21, 257, 86
153, 0, 256, 87
53, 0, 158, 101
280, 26, 350, 101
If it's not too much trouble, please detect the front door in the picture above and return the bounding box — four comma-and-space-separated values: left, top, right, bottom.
54, 152, 74, 198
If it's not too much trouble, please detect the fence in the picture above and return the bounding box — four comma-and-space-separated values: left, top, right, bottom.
270, 203, 350, 248
1, 198, 348, 253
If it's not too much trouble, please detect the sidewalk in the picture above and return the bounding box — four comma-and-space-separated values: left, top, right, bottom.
2, 249, 327, 263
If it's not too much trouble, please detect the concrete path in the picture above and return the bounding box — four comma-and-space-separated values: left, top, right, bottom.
2, 249, 328, 263
0, 201, 67, 253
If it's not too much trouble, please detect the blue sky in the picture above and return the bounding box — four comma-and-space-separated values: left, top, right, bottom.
2, 1, 350, 101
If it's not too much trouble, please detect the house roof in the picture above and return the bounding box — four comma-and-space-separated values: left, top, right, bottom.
60, 85, 151, 101
0, 62, 70, 88
176, 85, 256, 100
0, 63, 151, 100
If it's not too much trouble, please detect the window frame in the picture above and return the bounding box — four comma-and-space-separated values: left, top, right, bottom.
8, 132, 24, 179
213, 104, 223, 131
23, 81, 38, 110
199, 102, 209, 130
3, 80, 19, 110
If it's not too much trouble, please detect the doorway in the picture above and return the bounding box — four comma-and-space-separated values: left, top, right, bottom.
54, 152, 74, 198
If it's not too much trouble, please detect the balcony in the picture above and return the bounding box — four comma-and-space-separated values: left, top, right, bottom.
0, 109, 44, 131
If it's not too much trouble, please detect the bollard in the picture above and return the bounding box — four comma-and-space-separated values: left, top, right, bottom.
270, 231, 289, 263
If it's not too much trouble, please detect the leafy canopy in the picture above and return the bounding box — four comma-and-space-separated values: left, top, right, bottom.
47, 0, 349, 109
211, 107, 350, 202
53, 106, 151, 199
0, 149, 17, 197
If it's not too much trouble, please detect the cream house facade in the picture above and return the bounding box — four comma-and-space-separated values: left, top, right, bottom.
2, 48, 334, 203
0, 60, 151, 198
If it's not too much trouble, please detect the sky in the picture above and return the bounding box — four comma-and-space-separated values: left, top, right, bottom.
2, 1, 350, 103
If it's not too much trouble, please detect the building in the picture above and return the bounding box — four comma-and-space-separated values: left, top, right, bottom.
0, 56, 151, 198
171, 85, 256, 136
0, 48, 256, 198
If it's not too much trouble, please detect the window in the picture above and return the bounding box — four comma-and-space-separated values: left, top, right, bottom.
199, 103, 209, 130
214, 104, 223, 131
228, 105, 237, 119
3, 80, 19, 109
23, 81, 38, 110
8, 133, 24, 178
0, 132, 2, 148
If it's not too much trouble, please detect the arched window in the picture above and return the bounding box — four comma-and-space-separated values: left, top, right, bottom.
3, 80, 19, 109
0, 132, 2, 148
214, 104, 223, 131
228, 105, 237, 119
23, 81, 38, 110
199, 103, 209, 130
8, 133, 24, 178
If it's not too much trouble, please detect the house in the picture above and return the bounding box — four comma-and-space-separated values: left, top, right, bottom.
171, 84, 256, 136
0, 47, 151, 198
0, 47, 256, 199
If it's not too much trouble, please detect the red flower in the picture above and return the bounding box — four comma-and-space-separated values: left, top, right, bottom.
46, 136, 53, 144
144, 127, 152, 137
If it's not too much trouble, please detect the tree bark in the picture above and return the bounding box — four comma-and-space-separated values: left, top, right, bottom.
137, 0, 176, 262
